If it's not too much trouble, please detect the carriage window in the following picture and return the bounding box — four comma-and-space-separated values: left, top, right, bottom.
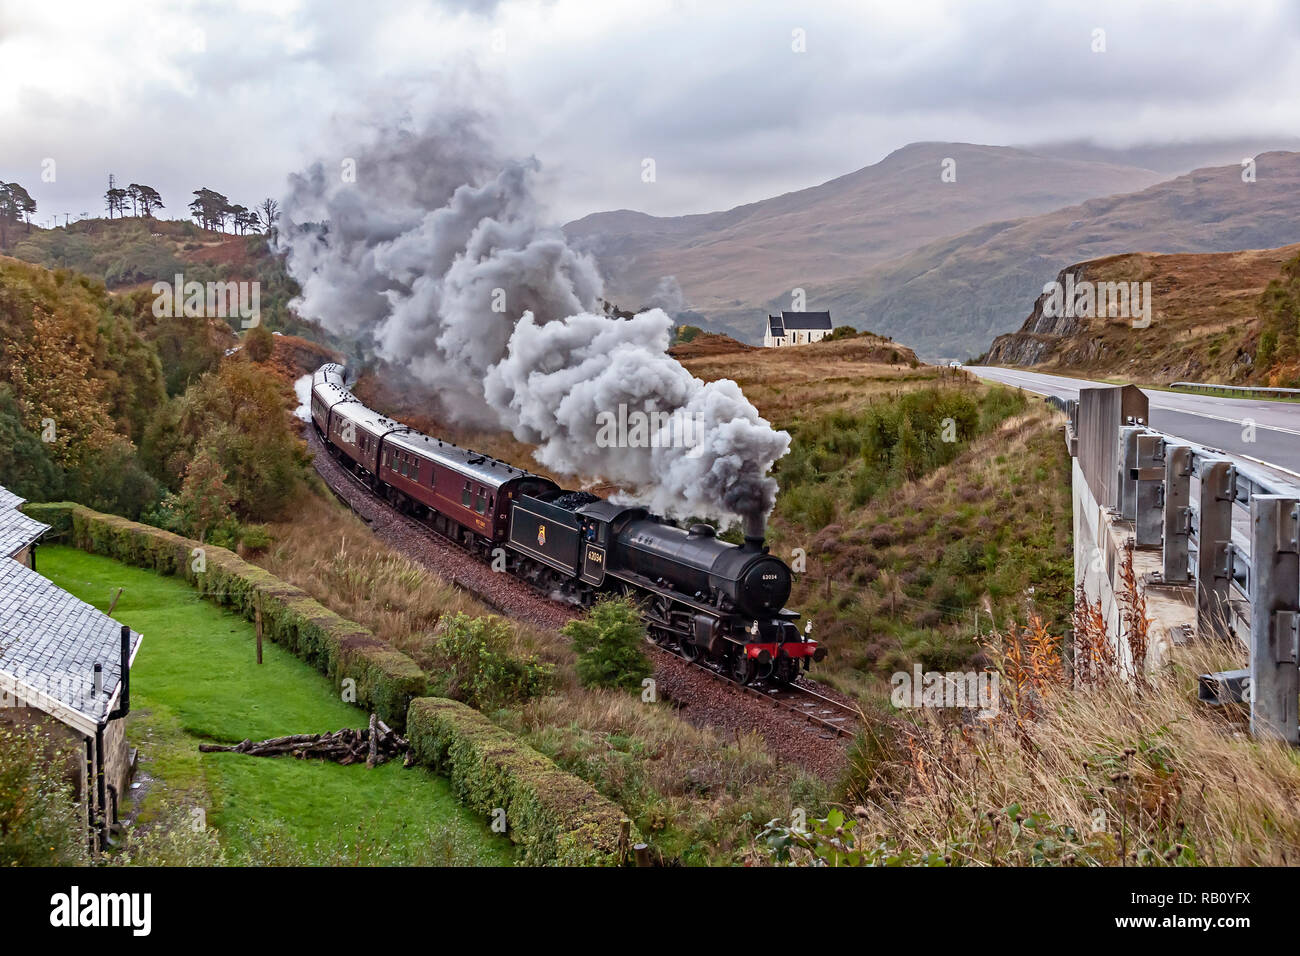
475, 489, 486, 514
488, 494, 495, 513
462, 481, 471, 507
411, 460, 419, 481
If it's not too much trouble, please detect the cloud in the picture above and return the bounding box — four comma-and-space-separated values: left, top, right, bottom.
0, 0, 1298, 224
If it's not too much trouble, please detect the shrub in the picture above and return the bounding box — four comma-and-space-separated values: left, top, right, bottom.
1257, 328, 1278, 371
0, 724, 88, 866
171, 445, 237, 540
431, 613, 553, 709
243, 324, 275, 363
112, 805, 227, 866
238, 524, 272, 552
563, 597, 653, 691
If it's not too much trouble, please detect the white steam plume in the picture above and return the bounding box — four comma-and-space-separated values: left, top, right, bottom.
279, 108, 789, 522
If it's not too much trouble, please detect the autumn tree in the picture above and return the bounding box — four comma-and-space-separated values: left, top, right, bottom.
0, 258, 164, 485
170, 361, 307, 520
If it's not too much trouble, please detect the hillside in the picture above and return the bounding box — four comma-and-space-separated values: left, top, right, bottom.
983, 243, 1300, 385
564, 143, 1165, 332
0, 217, 315, 337
846, 151, 1300, 361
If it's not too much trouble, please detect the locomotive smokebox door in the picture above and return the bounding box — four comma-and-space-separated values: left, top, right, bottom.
580, 544, 606, 586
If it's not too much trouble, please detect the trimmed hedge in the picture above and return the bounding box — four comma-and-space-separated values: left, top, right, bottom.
25, 503, 426, 731
407, 697, 633, 866
21, 501, 75, 540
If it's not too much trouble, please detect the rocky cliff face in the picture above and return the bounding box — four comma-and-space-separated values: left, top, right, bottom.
984, 263, 1086, 366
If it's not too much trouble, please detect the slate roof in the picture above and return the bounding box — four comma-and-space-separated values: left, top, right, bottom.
779, 311, 833, 331
0, 484, 140, 732
768, 315, 784, 337
0, 489, 48, 558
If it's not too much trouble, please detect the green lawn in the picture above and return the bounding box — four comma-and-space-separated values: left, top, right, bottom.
40, 545, 515, 865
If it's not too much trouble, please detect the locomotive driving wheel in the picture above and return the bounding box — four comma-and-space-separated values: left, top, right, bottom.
731, 651, 755, 685
678, 637, 699, 661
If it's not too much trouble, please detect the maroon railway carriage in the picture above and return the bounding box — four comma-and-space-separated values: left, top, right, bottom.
325, 397, 397, 477
378, 429, 557, 546
311, 364, 557, 549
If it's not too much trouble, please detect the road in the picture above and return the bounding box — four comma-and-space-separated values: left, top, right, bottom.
967, 366, 1300, 481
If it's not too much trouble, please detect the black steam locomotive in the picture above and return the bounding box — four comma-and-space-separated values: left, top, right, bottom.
311, 364, 822, 684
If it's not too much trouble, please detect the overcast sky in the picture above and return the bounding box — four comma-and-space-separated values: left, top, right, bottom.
2, 0, 1299, 227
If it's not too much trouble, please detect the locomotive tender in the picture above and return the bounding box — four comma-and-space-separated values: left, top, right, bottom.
310, 363, 823, 684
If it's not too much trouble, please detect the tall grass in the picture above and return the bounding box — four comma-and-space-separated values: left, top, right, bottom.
255, 491, 559, 672
835, 631, 1300, 865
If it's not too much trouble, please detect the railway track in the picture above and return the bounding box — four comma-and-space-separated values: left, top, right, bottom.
684, 661, 861, 738
312, 433, 859, 742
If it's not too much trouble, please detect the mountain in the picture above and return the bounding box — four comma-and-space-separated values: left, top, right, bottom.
847, 151, 1300, 360
1016, 137, 1300, 176
564, 142, 1166, 333
983, 242, 1300, 384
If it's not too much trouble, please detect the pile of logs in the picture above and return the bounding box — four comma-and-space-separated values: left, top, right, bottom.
199, 714, 411, 768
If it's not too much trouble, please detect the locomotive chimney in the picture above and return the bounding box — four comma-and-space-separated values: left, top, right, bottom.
742, 513, 765, 553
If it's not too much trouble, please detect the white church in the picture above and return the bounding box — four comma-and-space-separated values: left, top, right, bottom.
763, 311, 834, 347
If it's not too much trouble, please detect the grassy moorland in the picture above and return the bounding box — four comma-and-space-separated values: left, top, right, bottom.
39, 545, 514, 865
